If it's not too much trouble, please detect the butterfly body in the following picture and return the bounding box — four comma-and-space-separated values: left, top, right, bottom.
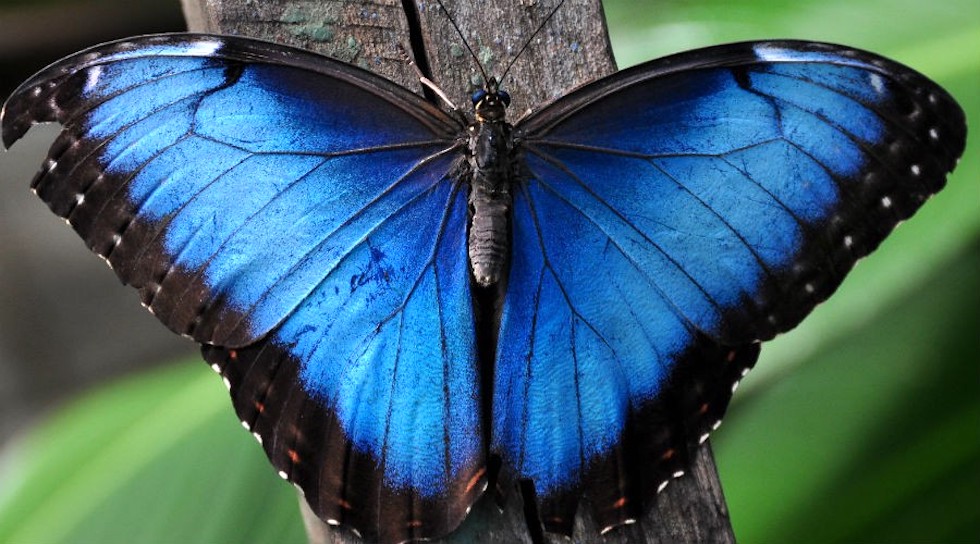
1, 30, 965, 544
467, 79, 516, 287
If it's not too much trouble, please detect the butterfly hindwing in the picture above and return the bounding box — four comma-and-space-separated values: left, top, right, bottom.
2, 34, 486, 542
495, 41, 965, 532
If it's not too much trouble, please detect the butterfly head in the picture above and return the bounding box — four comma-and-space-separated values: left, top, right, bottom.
472, 77, 510, 122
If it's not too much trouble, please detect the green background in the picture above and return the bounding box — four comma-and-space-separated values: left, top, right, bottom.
0, 0, 977, 542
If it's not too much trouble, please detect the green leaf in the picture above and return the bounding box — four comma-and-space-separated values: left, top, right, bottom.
0, 363, 305, 544
716, 242, 980, 543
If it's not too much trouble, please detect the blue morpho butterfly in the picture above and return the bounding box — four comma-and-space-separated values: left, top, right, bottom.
0, 3, 966, 542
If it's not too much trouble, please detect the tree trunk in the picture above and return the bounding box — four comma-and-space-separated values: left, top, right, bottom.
178, 1, 736, 542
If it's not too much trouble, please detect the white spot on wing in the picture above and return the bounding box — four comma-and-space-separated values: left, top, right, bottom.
753, 44, 792, 62
210, 363, 221, 373
187, 39, 222, 57
869, 73, 885, 95
753, 43, 845, 65
84, 66, 103, 94
278, 470, 288, 480
882, 196, 893, 208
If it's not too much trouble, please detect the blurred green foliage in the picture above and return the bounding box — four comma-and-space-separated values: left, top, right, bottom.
0, 363, 306, 543
0, 0, 977, 542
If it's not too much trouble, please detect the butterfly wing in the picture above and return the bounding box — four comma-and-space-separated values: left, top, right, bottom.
496, 41, 966, 533
2, 34, 484, 542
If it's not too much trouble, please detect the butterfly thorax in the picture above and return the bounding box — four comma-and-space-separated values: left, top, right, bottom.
467, 81, 515, 287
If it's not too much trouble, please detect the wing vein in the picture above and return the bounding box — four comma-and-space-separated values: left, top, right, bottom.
523, 146, 722, 335
216, 144, 463, 340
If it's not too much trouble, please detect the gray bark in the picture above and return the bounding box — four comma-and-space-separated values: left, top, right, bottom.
179, 1, 735, 542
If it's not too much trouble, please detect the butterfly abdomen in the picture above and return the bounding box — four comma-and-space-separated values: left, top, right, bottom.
467, 119, 515, 287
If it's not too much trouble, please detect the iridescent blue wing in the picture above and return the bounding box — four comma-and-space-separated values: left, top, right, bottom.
496, 41, 966, 533
1, 34, 484, 543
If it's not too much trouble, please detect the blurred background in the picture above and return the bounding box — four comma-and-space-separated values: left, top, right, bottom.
0, 0, 976, 542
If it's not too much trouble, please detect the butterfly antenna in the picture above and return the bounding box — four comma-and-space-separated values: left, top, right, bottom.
397, 43, 460, 111
498, 0, 566, 85
434, 0, 491, 87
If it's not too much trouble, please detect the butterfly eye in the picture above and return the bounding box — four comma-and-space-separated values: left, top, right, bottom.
471, 89, 487, 105
498, 89, 511, 106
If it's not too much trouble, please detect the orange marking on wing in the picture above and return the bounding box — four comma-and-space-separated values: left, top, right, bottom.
612, 497, 628, 509
337, 499, 352, 510
287, 449, 301, 464
660, 448, 675, 461
726, 350, 736, 362
407, 520, 423, 528
464, 467, 487, 493
229, 349, 238, 361
699, 402, 710, 414
253, 400, 266, 413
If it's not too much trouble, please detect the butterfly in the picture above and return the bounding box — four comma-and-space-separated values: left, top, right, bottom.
0, 11, 965, 544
